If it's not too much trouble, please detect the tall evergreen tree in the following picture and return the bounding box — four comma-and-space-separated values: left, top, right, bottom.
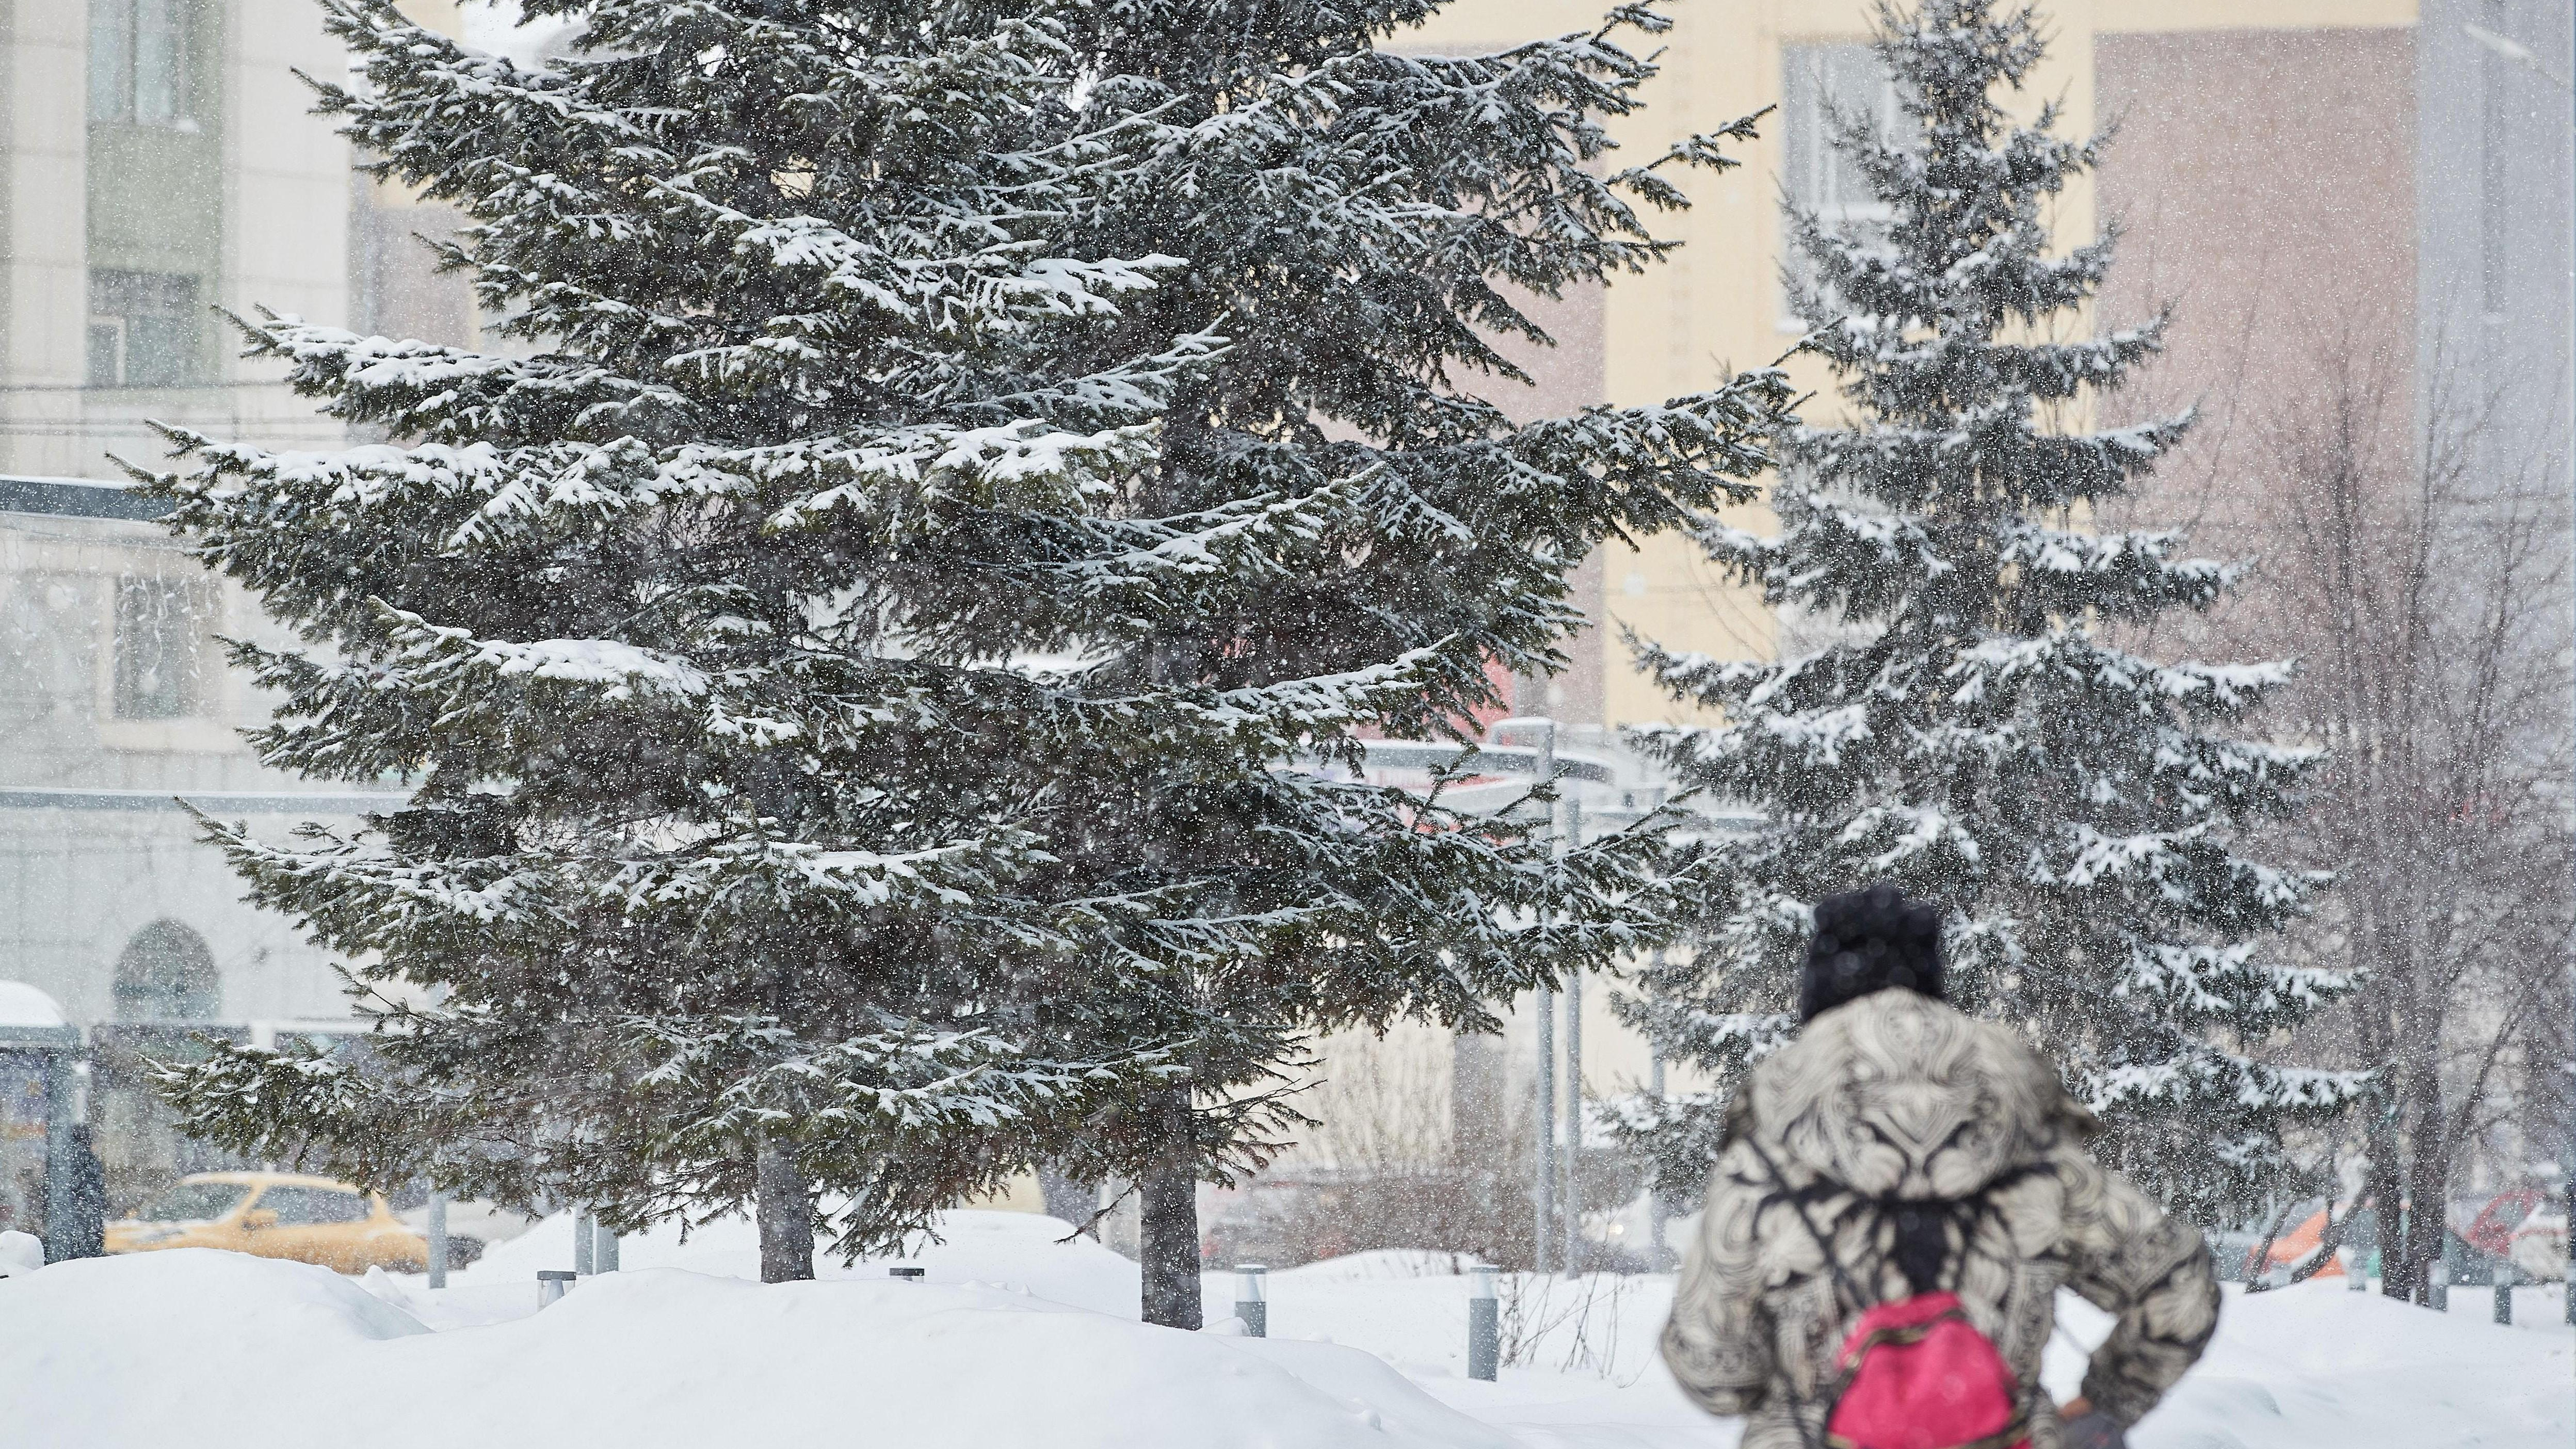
1025, 3, 1792, 1322
143, 0, 1790, 1299
146, 0, 1234, 1277
1611, 0, 2363, 1223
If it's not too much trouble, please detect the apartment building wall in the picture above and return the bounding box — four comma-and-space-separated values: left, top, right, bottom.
3, 0, 352, 479
2092, 24, 2422, 545
1, 0, 470, 1212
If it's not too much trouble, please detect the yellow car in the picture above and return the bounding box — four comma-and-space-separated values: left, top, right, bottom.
105, 1171, 429, 1275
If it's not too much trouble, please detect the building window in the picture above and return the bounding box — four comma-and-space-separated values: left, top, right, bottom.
112, 573, 209, 720
89, 0, 198, 130
87, 270, 203, 388
114, 919, 221, 1021
1779, 43, 1905, 326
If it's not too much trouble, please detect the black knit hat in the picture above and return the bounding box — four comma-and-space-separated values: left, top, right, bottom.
1799, 882, 1945, 1022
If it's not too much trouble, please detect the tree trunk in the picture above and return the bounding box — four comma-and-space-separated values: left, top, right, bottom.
1139, 1162, 1202, 1327
2288, 1162, 2349, 1286
1136, 1085, 1201, 1328
2241, 1199, 2296, 1293
755, 1145, 816, 1284
2402, 1056, 2449, 1306
2358, 992, 2412, 1301
2364, 1102, 2406, 1300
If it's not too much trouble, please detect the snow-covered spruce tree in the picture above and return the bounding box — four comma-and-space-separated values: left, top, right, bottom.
140, 0, 1262, 1279
1609, 0, 2362, 1225
1016, 3, 1792, 1323
141, 0, 1788, 1293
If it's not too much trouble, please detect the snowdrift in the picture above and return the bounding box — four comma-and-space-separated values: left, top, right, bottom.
5, 1211, 2565, 1449
0, 1246, 1512, 1449
460, 1206, 1143, 1317
2138, 1283, 2573, 1449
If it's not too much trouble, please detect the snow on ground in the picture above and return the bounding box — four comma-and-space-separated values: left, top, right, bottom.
461, 1206, 1143, 1316
2136, 1282, 2571, 1449
3, 1244, 1508, 1449
1272, 1248, 1495, 1281
3, 1211, 2566, 1449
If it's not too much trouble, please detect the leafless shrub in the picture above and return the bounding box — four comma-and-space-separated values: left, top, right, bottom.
2236, 343, 2574, 1297
1208, 1029, 1647, 1271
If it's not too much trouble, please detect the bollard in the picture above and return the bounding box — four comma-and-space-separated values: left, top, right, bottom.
594, 1218, 620, 1274
890, 1266, 924, 1281
426, 1193, 449, 1290
571, 1209, 594, 1276
1467, 1265, 1499, 1381
1234, 1264, 1268, 1337
537, 1269, 576, 1308
2493, 1261, 2515, 1325
2427, 1259, 2450, 1312
2347, 1247, 2367, 1291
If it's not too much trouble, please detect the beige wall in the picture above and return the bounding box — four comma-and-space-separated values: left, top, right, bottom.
2, 0, 466, 480
1, 0, 92, 452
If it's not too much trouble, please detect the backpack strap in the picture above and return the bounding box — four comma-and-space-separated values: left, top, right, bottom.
1743, 1134, 1873, 1317
1740, 1135, 1860, 1449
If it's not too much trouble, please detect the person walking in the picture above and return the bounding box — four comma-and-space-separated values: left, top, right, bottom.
1662, 884, 2220, 1449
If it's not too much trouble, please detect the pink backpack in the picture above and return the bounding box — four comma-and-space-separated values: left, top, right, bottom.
1749, 1140, 2031, 1449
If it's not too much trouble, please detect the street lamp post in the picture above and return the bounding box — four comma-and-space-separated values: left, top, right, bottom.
1561, 796, 1583, 1280
426, 1193, 448, 1290
1530, 718, 1557, 1275
2458, 13, 2576, 1325
1648, 997, 1670, 1270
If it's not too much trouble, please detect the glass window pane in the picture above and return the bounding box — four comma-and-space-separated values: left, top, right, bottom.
1781, 44, 1896, 218
1780, 43, 1903, 324
139, 1181, 248, 1221
123, 313, 198, 387
88, 0, 134, 124
87, 321, 125, 387
113, 575, 204, 719
258, 1186, 369, 1225
113, 919, 221, 1019
133, 0, 179, 125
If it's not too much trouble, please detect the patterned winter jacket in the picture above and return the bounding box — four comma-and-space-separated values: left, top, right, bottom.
1662, 989, 2220, 1449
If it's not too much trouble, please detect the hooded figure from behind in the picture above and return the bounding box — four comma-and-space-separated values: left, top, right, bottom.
1661, 884, 2219, 1449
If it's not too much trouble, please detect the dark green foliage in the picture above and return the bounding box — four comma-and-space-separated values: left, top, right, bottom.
138, 0, 1788, 1262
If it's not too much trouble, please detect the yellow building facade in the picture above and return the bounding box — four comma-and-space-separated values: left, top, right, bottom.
1414, 0, 2417, 735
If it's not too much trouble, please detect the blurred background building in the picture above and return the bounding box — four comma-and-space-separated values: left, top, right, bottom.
1, 0, 473, 1222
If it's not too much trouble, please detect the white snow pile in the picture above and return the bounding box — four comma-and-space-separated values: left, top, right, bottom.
0, 1227, 1509, 1449
0, 1229, 44, 1278
2136, 1284, 2572, 1449
1274, 1248, 1492, 1282
3, 1208, 2567, 1449
458, 1205, 1144, 1316
0, 979, 66, 1028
